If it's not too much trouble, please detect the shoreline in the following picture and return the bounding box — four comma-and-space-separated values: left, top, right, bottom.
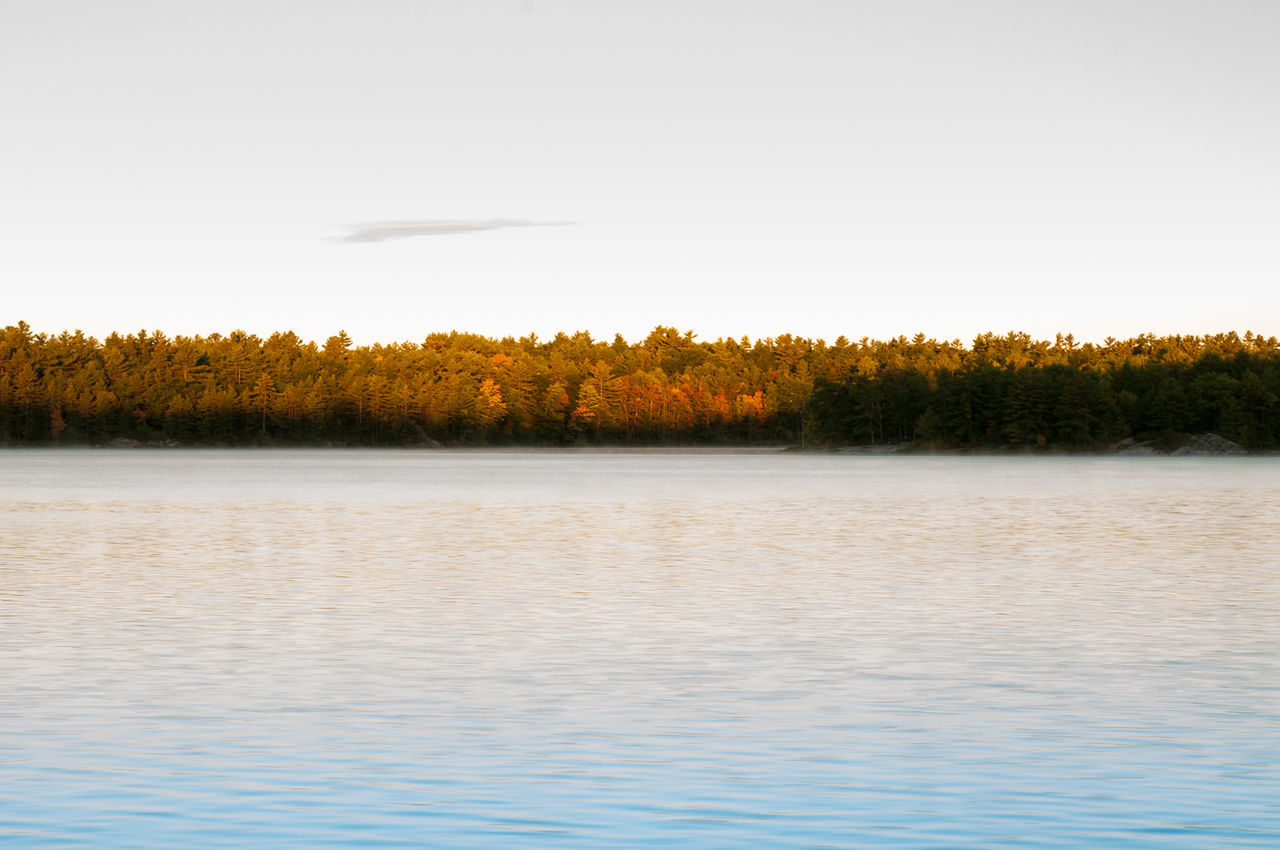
0, 438, 1268, 458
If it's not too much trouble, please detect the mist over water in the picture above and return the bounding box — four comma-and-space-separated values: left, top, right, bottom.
2, 451, 1278, 847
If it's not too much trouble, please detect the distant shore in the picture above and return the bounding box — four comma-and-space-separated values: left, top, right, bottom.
4, 431, 1262, 457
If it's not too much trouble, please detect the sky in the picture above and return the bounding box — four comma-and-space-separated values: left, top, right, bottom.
3, 0, 1278, 346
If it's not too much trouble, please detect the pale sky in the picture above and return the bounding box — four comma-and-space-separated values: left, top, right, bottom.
3, 0, 1278, 346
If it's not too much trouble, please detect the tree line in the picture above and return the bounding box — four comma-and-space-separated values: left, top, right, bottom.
1, 322, 1277, 450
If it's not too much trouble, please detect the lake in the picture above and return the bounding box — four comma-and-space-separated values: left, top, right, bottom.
2, 450, 1278, 847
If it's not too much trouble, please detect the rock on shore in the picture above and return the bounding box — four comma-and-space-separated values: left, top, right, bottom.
1170, 433, 1249, 456
1115, 433, 1247, 456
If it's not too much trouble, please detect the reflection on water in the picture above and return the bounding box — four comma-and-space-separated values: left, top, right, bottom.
2, 450, 1278, 847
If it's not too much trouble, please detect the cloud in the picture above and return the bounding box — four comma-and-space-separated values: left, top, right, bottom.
335, 219, 573, 243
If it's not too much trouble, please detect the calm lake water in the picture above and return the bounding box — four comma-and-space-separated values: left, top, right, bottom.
2, 450, 1278, 847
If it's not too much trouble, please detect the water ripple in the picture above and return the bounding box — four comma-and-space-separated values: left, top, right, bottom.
1, 451, 1278, 846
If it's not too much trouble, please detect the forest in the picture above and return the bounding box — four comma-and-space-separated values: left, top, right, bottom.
1, 321, 1278, 451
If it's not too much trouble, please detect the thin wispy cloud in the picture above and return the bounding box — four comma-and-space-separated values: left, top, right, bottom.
336, 219, 573, 243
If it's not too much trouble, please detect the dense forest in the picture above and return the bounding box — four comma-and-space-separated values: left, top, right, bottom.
1, 321, 1278, 450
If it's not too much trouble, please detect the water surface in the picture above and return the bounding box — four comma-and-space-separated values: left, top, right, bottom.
2, 450, 1278, 847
